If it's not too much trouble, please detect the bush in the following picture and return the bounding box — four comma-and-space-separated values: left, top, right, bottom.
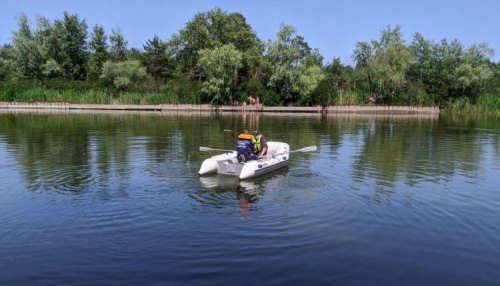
0, 83, 19, 101
476, 94, 500, 112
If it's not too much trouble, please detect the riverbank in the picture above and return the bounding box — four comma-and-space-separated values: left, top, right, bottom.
0, 102, 439, 114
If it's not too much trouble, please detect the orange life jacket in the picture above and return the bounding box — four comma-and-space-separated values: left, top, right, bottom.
237, 133, 253, 140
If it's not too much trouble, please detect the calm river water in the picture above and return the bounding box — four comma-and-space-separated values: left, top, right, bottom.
0, 110, 499, 286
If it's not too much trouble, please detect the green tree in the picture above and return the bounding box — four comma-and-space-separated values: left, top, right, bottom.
266, 24, 324, 105
36, 15, 62, 77
88, 24, 108, 80
318, 57, 356, 105
53, 12, 88, 80
353, 25, 413, 103
452, 43, 494, 97
198, 44, 243, 104
11, 12, 89, 81
352, 41, 375, 94
435, 38, 464, 98
325, 57, 353, 92
373, 25, 414, 103
486, 62, 500, 95
0, 44, 15, 81
168, 7, 260, 83
100, 60, 147, 90
127, 48, 143, 61
409, 34, 495, 100
109, 27, 128, 61
142, 35, 172, 81
11, 14, 46, 79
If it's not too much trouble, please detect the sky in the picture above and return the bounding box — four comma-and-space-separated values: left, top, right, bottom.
1, 0, 499, 66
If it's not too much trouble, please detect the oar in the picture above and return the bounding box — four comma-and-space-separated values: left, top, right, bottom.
199, 146, 236, 153
271, 145, 317, 157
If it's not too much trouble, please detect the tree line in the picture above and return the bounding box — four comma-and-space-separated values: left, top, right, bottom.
0, 8, 499, 110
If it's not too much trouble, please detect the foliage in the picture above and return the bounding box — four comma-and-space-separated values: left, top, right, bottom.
11, 14, 47, 79
142, 35, 173, 81
310, 78, 337, 106
353, 25, 414, 103
476, 94, 500, 112
409, 35, 495, 101
100, 60, 147, 90
0, 44, 15, 81
109, 27, 128, 62
10, 12, 88, 81
169, 7, 260, 82
87, 24, 108, 80
53, 12, 88, 80
2, 9, 500, 111
451, 43, 494, 97
266, 24, 324, 105
198, 44, 243, 104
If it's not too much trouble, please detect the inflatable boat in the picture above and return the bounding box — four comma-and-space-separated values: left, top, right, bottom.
199, 142, 290, 180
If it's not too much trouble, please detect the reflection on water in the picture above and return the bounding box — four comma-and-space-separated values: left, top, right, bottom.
200, 176, 264, 220
199, 171, 287, 220
1, 111, 500, 286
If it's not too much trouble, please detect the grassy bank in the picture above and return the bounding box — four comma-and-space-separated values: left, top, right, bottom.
0, 86, 200, 105
443, 94, 500, 114
1, 84, 499, 114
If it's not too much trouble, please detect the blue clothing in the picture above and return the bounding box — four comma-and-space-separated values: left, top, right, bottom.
237, 139, 257, 161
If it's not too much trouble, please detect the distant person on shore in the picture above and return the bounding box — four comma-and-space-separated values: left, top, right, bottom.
248, 95, 261, 110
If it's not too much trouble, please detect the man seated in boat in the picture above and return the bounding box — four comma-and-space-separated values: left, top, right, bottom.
252, 131, 268, 159
236, 132, 258, 163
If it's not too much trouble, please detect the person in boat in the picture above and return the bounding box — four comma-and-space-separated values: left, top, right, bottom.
236, 132, 258, 163
252, 130, 268, 159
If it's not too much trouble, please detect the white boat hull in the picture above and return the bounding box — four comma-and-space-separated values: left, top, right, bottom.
198, 151, 237, 175
199, 142, 290, 180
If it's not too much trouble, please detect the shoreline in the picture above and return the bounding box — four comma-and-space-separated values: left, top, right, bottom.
0, 102, 439, 115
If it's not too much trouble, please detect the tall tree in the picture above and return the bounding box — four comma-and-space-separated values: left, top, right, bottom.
168, 7, 260, 82
52, 12, 88, 80
352, 41, 375, 94
36, 15, 61, 77
109, 27, 128, 62
353, 25, 413, 103
408, 33, 432, 84
198, 44, 243, 104
11, 14, 46, 79
452, 43, 494, 97
0, 44, 15, 81
409, 34, 494, 100
265, 24, 324, 105
142, 35, 172, 81
88, 24, 108, 80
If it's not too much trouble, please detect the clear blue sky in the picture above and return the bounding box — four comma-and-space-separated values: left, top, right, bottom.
1, 0, 499, 65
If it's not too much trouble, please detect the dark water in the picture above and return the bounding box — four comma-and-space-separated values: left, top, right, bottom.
1, 110, 499, 286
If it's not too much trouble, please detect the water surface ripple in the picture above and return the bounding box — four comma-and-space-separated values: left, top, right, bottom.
0, 112, 499, 286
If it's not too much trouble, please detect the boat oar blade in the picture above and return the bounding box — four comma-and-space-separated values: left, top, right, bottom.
199, 146, 235, 152
199, 146, 214, 151
272, 145, 317, 157
295, 145, 317, 153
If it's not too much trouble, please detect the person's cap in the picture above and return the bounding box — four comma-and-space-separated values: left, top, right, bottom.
253, 131, 259, 136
